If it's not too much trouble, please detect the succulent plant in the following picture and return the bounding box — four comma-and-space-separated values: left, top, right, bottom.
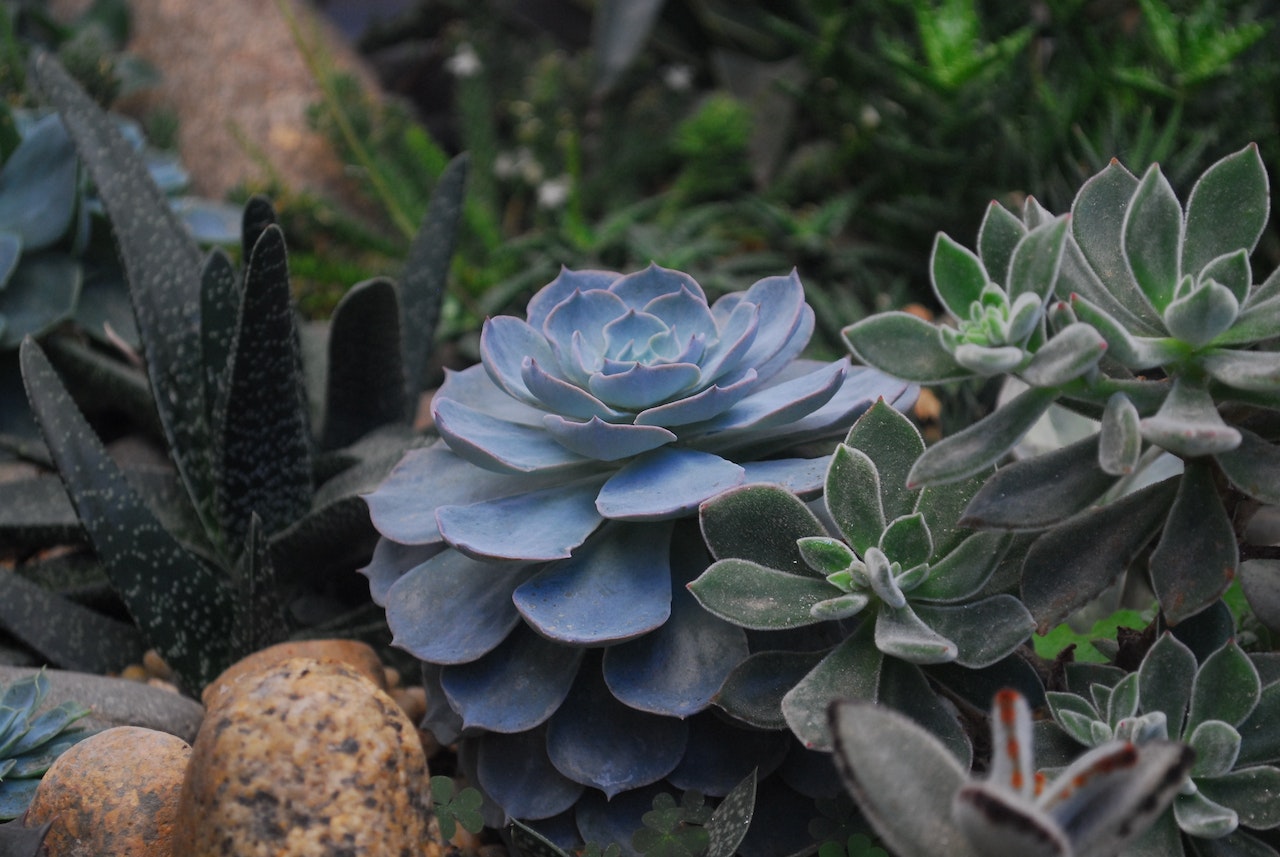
690, 398, 1035, 757
829, 687, 1194, 857
362, 261, 914, 839
843, 144, 1280, 633
0, 672, 89, 822
1045, 633, 1280, 854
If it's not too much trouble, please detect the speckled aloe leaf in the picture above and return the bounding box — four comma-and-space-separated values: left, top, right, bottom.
1182, 144, 1269, 279
0, 255, 82, 349
228, 514, 289, 660
703, 767, 757, 857
827, 699, 975, 857
0, 818, 50, 856
1022, 476, 1177, 632
402, 153, 466, 405
199, 249, 238, 426
782, 628, 883, 750
841, 312, 970, 383
1124, 164, 1184, 313
321, 277, 407, 449
843, 398, 924, 522
0, 473, 82, 548
907, 385, 1058, 487
216, 224, 312, 552
0, 570, 145, 674
20, 338, 234, 690
32, 54, 215, 533
960, 434, 1115, 530
699, 482, 825, 574
1149, 459, 1237, 625
546, 657, 689, 798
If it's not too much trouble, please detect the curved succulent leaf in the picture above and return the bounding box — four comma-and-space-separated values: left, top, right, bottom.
1140, 377, 1241, 457
1175, 789, 1240, 839
1188, 640, 1261, 735
875, 604, 958, 664
713, 650, 824, 730
1189, 720, 1243, 778
880, 513, 932, 570
699, 482, 826, 572
0, 114, 77, 250
843, 398, 924, 521
1239, 560, 1280, 638
961, 434, 1115, 531
476, 727, 586, 821
1140, 632, 1198, 739
1201, 349, 1280, 393
688, 559, 833, 630
1068, 293, 1179, 369
783, 632, 884, 750
1124, 164, 1184, 313
842, 312, 971, 383
1164, 279, 1240, 348
908, 531, 1008, 602
1019, 322, 1107, 387
1197, 766, 1280, 831
977, 200, 1026, 284
912, 596, 1034, 668
1149, 459, 1237, 625
1099, 392, 1142, 475
930, 232, 989, 319
1007, 214, 1070, 303
825, 444, 884, 554
1182, 144, 1269, 279
198, 249, 238, 425
438, 479, 604, 562
1200, 249, 1252, 306
0, 255, 82, 350
596, 448, 743, 520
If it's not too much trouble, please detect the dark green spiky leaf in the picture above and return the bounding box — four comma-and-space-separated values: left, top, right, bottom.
1139, 632, 1198, 739
699, 483, 825, 574
1007, 214, 1069, 302
976, 200, 1026, 284
929, 232, 988, 320
508, 819, 574, 857
1149, 459, 1237, 625
688, 559, 832, 630
1183, 144, 1269, 278
1125, 164, 1183, 312
1022, 476, 1178, 632
31, 53, 213, 535
20, 338, 234, 690
841, 312, 971, 383
704, 768, 756, 857
0, 473, 82, 548
40, 335, 160, 444
907, 385, 1058, 487
0, 817, 49, 853
826, 444, 884, 555
843, 399, 924, 522
713, 650, 824, 730
0, 571, 144, 673
321, 277, 407, 449
216, 224, 312, 551
199, 248, 239, 426
240, 195, 277, 263
783, 632, 883, 750
229, 514, 289, 660
960, 434, 1115, 530
401, 153, 466, 405
0, 255, 81, 349
1187, 640, 1260, 735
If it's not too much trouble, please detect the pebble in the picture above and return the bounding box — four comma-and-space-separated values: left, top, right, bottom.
172, 656, 432, 855
24, 726, 191, 857
200, 638, 388, 710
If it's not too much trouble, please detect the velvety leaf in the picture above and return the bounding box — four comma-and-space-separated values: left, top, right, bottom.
32, 54, 214, 535
916, 469, 990, 558
912, 596, 1034, 668
1164, 279, 1240, 348
1149, 459, 1237, 625
1199, 766, 1280, 830
879, 513, 932, 570
951, 343, 1024, 376
216, 225, 312, 550
0, 571, 144, 673
698, 482, 825, 573
1202, 349, 1280, 394
960, 434, 1115, 530
1200, 248, 1252, 306
1099, 392, 1142, 475
782, 631, 884, 750
907, 385, 1058, 487
1139, 632, 1198, 739
977, 199, 1026, 284
1183, 144, 1269, 278
0, 255, 81, 349
874, 604, 957, 664
1068, 293, 1180, 369
1174, 789, 1239, 839
908, 531, 1008, 602
438, 479, 604, 562
825, 443, 883, 555
1141, 377, 1241, 458
842, 398, 924, 522
1237, 681, 1280, 766
1188, 720, 1243, 778
1007, 214, 1069, 303
929, 232, 988, 320
841, 312, 970, 383
441, 623, 583, 732
877, 656, 972, 765
384, 548, 531, 663
1021, 476, 1177, 632
1019, 322, 1108, 387
1223, 295, 1280, 346
514, 522, 673, 644
687, 558, 832, 629
546, 659, 688, 797
712, 650, 825, 730
1124, 164, 1184, 312
476, 727, 586, 821
1240, 560, 1280, 636
827, 699, 975, 857
20, 338, 234, 690
401, 153, 466, 404
321, 277, 408, 448
1188, 640, 1261, 734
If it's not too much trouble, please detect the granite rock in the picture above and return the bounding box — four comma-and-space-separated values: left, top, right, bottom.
201, 638, 388, 710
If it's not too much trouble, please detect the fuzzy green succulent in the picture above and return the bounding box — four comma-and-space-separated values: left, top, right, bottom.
0, 671, 90, 821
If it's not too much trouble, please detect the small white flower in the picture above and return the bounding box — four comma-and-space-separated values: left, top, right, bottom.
537, 176, 571, 210
662, 64, 694, 92
445, 43, 482, 78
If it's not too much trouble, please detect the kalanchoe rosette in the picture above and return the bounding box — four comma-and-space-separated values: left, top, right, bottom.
362, 264, 914, 832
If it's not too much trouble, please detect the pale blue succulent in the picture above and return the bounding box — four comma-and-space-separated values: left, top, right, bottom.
362, 264, 914, 839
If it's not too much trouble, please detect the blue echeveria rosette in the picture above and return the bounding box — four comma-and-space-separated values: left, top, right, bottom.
361, 264, 916, 835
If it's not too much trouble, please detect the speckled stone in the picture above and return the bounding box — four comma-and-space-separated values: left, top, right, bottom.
24, 726, 191, 857
200, 638, 388, 710
173, 657, 431, 856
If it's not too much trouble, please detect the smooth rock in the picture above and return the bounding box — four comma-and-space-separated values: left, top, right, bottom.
0, 666, 204, 743
201, 638, 388, 710
173, 657, 432, 856
24, 725, 191, 857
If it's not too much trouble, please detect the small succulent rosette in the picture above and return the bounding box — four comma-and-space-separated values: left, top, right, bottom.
362, 264, 914, 837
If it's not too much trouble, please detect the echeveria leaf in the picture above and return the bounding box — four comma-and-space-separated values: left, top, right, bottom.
0, 114, 77, 250
930, 232, 988, 319
0, 570, 145, 674
596, 447, 744, 520
1022, 476, 1178, 632
1183, 144, 1269, 278
842, 312, 971, 383
960, 434, 1115, 530
699, 482, 825, 573
476, 727, 585, 821
1019, 322, 1108, 387
667, 718, 782, 798
321, 277, 408, 448
1139, 632, 1198, 739
907, 385, 1058, 487
843, 398, 924, 522
912, 596, 1034, 668
825, 443, 884, 555
1007, 214, 1069, 303
976, 200, 1026, 285
1187, 640, 1261, 735
438, 479, 604, 562
1197, 766, 1280, 831
688, 559, 832, 630
1163, 279, 1240, 348
1149, 459, 1237, 626
1123, 163, 1184, 313
20, 338, 234, 690
216, 224, 312, 550
827, 699, 975, 857
1141, 377, 1242, 458
783, 632, 883, 750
